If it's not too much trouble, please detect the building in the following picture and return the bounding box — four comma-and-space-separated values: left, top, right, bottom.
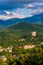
31, 31, 36, 37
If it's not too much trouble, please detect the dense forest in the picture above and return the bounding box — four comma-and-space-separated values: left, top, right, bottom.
0, 22, 43, 65
0, 22, 43, 47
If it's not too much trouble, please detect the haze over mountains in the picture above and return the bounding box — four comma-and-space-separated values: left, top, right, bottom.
0, 13, 43, 27
0, 13, 43, 31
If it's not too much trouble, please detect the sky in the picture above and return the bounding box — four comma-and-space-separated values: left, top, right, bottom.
0, 0, 43, 20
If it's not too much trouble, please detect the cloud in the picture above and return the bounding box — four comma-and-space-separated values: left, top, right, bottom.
24, 2, 43, 9
0, 7, 43, 20
34, 3, 43, 5
24, 4, 34, 8
15, 7, 43, 15
0, 0, 43, 20
0, 11, 26, 20
31, 8, 43, 15
4, 11, 11, 15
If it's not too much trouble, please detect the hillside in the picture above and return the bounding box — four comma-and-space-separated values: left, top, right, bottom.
0, 22, 43, 47
8, 22, 43, 32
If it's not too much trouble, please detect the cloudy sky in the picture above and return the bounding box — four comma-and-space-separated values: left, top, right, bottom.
0, 0, 43, 20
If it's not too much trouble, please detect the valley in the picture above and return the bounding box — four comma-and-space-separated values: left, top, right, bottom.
0, 14, 43, 65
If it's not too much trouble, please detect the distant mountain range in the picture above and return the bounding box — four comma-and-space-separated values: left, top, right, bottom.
0, 13, 43, 31
0, 13, 43, 27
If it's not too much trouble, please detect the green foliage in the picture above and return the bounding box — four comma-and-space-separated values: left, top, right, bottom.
6, 47, 43, 65
0, 22, 43, 65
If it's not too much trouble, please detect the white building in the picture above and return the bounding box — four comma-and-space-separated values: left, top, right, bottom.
31, 31, 36, 37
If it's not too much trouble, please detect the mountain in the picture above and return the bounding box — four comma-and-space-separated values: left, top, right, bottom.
8, 22, 43, 32
22, 13, 43, 24
1, 22, 43, 44
0, 18, 21, 26
0, 13, 43, 27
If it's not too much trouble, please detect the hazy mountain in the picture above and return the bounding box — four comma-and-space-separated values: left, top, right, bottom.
0, 18, 21, 26
0, 13, 43, 27
22, 13, 43, 24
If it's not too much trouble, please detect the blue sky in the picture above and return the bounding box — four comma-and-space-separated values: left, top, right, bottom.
0, 0, 43, 20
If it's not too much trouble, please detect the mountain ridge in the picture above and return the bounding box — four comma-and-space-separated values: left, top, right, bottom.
0, 13, 43, 27
8, 22, 43, 32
